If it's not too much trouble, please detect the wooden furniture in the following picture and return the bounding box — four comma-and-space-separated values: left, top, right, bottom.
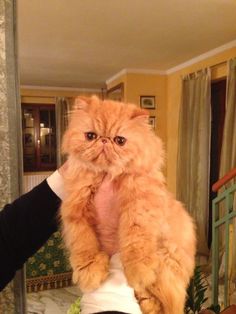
200, 305, 236, 313
220, 305, 236, 313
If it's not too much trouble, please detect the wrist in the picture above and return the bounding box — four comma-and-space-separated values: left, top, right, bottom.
46, 170, 65, 200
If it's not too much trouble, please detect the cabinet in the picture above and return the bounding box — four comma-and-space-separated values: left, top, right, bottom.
22, 104, 57, 172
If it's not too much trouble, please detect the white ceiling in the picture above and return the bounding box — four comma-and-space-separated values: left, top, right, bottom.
18, 0, 236, 89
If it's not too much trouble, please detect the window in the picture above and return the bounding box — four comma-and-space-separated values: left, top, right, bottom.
22, 104, 57, 172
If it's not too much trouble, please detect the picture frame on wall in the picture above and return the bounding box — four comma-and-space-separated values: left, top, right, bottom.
149, 116, 156, 130
140, 95, 156, 109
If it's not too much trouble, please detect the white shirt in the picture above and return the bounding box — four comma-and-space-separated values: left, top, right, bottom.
80, 254, 142, 314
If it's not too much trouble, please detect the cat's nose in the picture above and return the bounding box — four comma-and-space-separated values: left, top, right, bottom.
101, 138, 108, 144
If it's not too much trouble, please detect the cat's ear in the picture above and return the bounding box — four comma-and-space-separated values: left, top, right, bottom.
73, 95, 100, 111
73, 96, 91, 111
131, 107, 149, 122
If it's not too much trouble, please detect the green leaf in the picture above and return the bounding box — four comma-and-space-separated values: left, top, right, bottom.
185, 265, 209, 313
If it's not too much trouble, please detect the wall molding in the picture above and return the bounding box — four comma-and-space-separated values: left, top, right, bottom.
20, 85, 101, 93
106, 69, 127, 85
106, 39, 236, 85
106, 68, 166, 85
166, 39, 236, 74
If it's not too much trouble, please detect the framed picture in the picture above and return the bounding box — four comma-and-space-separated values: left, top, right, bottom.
140, 96, 156, 109
149, 116, 156, 129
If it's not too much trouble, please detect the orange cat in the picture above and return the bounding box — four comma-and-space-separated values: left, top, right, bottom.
61, 96, 196, 314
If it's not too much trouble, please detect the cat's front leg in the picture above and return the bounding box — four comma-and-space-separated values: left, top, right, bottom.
69, 218, 109, 292
119, 213, 161, 313
118, 177, 164, 313
119, 218, 159, 290
61, 187, 109, 292
135, 288, 163, 314
118, 176, 160, 291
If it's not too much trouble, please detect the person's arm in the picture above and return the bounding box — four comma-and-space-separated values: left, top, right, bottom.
0, 171, 63, 291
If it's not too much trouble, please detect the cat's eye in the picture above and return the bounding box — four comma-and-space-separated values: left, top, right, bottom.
85, 132, 97, 141
114, 136, 126, 146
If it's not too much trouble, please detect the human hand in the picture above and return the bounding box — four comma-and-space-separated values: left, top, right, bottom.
58, 160, 69, 177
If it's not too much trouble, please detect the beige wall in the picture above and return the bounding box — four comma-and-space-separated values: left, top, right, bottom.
167, 47, 236, 195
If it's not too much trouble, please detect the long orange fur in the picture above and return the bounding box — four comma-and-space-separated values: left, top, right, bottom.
61, 96, 196, 314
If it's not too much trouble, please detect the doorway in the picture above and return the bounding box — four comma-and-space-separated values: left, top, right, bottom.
208, 79, 226, 246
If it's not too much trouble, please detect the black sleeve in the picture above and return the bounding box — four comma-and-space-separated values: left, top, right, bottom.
0, 179, 61, 291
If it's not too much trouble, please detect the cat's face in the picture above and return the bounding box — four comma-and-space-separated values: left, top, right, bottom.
62, 96, 163, 175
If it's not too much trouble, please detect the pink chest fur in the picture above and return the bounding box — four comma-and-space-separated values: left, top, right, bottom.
93, 177, 119, 256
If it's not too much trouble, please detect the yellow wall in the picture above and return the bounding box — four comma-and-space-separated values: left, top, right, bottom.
167, 47, 236, 194
107, 47, 236, 195
125, 73, 167, 146
107, 72, 168, 174
107, 74, 127, 101
107, 73, 167, 143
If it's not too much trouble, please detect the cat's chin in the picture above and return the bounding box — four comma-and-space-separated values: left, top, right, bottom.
93, 152, 111, 166
80, 159, 123, 178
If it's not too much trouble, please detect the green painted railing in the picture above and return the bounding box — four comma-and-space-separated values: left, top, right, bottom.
212, 168, 236, 309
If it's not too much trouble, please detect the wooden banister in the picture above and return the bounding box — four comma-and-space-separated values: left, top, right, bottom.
212, 168, 236, 192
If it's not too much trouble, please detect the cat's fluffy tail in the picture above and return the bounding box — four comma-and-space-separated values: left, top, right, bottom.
148, 260, 189, 314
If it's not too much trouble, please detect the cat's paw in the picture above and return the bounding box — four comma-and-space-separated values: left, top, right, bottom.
135, 288, 163, 314
73, 251, 109, 292
124, 256, 158, 289
139, 297, 163, 314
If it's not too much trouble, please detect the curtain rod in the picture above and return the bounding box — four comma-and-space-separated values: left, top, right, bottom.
184, 60, 227, 78
210, 60, 227, 69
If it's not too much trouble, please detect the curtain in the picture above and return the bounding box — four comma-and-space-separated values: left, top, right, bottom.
218, 59, 236, 290
55, 97, 73, 166
177, 69, 211, 257
220, 59, 236, 177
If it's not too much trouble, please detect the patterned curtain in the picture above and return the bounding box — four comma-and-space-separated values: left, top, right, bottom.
55, 97, 73, 166
176, 69, 211, 258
